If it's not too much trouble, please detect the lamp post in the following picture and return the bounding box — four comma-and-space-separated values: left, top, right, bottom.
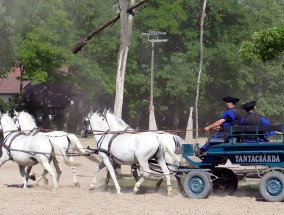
142, 31, 168, 130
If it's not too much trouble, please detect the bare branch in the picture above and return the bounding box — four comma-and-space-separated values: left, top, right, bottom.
72, 0, 150, 54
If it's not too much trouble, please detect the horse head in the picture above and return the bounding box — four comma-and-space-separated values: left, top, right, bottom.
81, 111, 109, 138
0, 113, 18, 134
89, 111, 109, 132
17, 111, 38, 132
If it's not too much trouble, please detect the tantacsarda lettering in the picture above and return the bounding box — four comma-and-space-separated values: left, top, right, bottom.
235, 155, 280, 163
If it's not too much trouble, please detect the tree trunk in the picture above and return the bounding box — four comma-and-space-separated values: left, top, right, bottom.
194, 0, 207, 141
63, 105, 70, 131
42, 84, 49, 129
114, 0, 135, 118
173, 101, 180, 134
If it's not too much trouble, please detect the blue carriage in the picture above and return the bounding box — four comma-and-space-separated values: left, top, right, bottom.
180, 124, 284, 202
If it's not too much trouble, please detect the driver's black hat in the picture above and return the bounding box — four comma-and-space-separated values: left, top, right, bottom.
223, 96, 240, 103
241, 101, 256, 111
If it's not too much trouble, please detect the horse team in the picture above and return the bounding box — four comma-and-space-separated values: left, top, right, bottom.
0, 110, 182, 195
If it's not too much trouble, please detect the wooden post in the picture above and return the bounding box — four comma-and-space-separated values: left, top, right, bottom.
185, 107, 193, 143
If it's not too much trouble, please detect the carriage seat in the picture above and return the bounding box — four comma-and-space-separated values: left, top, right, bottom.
223, 124, 284, 143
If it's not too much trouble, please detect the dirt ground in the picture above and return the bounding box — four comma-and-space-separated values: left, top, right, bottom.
0, 138, 284, 215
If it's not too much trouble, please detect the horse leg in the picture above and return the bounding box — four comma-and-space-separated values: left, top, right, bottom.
104, 170, 111, 190
68, 155, 79, 187
89, 161, 105, 190
154, 176, 165, 192
133, 159, 151, 194
26, 166, 36, 181
156, 158, 172, 196
102, 158, 121, 194
131, 165, 139, 182
18, 165, 28, 188
153, 156, 175, 192
41, 162, 58, 191
71, 166, 78, 186
52, 155, 62, 184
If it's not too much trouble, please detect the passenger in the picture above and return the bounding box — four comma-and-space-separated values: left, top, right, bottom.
194, 96, 242, 157
240, 101, 271, 142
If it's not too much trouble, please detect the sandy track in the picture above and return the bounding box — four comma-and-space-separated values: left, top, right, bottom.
0, 138, 283, 215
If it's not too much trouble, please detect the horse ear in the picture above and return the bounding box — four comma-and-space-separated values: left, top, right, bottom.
102, 109, 107, 117
14, 109, 19, 116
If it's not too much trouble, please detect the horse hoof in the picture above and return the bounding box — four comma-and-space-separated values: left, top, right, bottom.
74, 182, 80, 188
133, 188, 139, 194
43, 179, 49, 185
30, 175, 36, 181
89, 185, 95, 190
167, 192, 174, 197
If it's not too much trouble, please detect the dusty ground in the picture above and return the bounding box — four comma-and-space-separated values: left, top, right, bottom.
0, 138, 284, 215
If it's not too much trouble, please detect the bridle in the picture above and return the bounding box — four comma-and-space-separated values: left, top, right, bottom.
81, 117, 92, 138
81, 113, 126, 164
12, 114, 41, 135
81, 114, 111, 148
0, 114, 25, 159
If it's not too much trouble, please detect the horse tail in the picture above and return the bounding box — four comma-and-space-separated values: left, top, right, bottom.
52, 142, 81, 166
67, 134, 100, 163
159, 135, 181, 162
172, 135, 184, 152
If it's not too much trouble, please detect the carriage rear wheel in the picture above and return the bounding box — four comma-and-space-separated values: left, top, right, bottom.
211, 168, 238, 196
259, 171, 284, 202
183, 170, 212, 199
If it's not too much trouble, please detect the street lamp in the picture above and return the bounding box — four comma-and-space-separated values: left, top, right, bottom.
142, 31, 168, 130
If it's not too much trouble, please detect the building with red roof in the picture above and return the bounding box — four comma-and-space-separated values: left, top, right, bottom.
0, 66, 87, 131
0, 67, 29, 102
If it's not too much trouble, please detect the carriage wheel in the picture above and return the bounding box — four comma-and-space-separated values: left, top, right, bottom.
211, 168, 238, 196
259, 171, 284, 202
183, 170, 212, 199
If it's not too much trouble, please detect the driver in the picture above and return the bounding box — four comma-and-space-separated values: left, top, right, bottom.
195, 96, 242, 157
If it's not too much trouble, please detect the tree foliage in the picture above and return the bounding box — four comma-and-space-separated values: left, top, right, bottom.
1, 0, 284, 130
240, 27, 284, 63
0, 0, 15, 73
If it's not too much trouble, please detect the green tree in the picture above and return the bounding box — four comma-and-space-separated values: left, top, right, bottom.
2, 0, 284, 130
0, 0, 15, 73
240, 27, 284, 63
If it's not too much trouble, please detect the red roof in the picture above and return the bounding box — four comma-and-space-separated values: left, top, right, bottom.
0, 67, 30, 94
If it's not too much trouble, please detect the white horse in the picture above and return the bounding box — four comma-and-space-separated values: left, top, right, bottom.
81, 111, 180, 195
104, 110, 183, 169
13, 111, 100, 186
0, 113, 60, 190
103, 110, 184, 191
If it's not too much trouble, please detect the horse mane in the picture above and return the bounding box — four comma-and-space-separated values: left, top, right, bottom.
106, 110, 130, 129
19, 111, 38, 129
